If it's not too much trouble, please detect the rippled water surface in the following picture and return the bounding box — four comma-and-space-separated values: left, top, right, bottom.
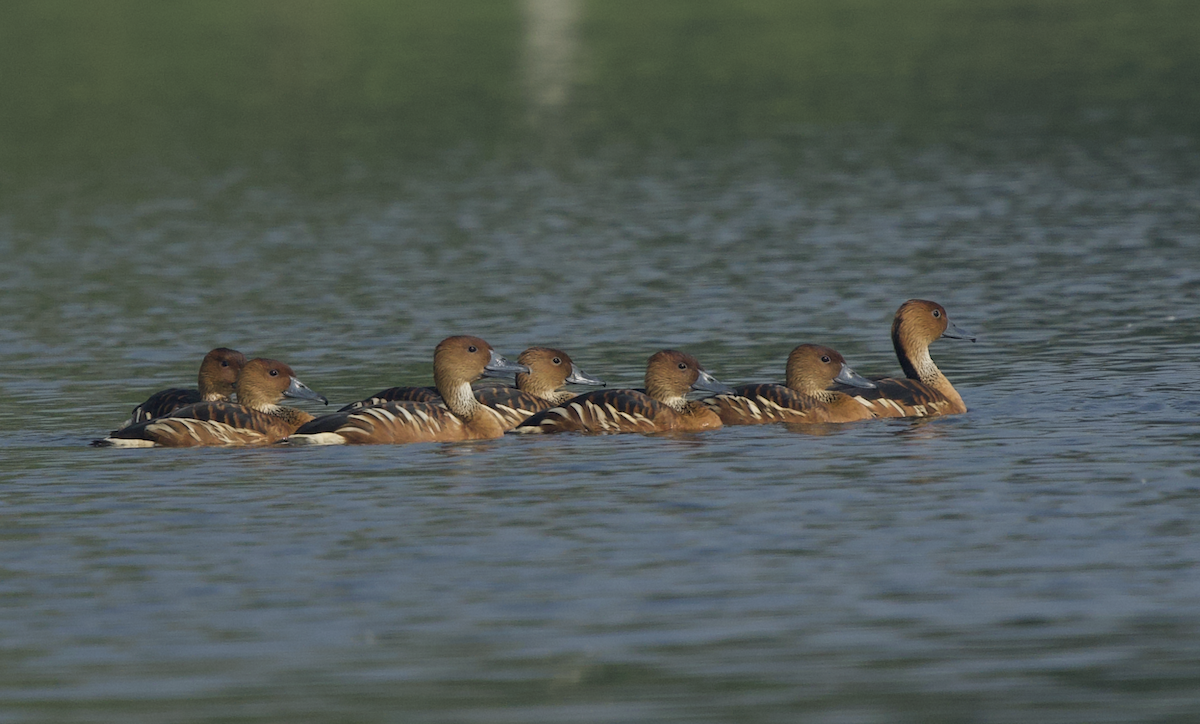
3, 3, 1200, 722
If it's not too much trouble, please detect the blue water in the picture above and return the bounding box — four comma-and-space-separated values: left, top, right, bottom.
3, 132, 1200, 721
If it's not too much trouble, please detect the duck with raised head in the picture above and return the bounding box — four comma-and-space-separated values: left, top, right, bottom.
119, 347, 248, 428
842, 299, 975, 418
93, 358, 327, 447
285, 336, 529, 445
338, 346, 604, 430
514, 349, 733, 434
704, 344, 878, 425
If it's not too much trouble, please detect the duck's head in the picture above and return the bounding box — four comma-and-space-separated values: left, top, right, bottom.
645, 349, 732, 408
893, 299, 975, 346
516, 347, 605, 395
785, 344, 875, 394
433, 336, 530, 390
198, 347, 248, 398
236, 358, 327, 409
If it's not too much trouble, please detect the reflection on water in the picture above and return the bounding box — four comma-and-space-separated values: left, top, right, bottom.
522, 0, 581, 122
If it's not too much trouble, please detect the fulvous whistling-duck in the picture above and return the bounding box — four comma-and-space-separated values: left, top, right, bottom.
119, 347, 248, 428
474, 347, 605, 428
704, 344, 878, 425
337, 347, 604, 430
513, 349, 733, 434
284, 336, 530, 445
93, 358, 327, 447
842, 299, 975, 418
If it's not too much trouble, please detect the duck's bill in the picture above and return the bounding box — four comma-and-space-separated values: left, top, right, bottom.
566, 366, 605, 386
943, 320, 976, 342
484, 350, 531, 378
285, 377, 329, 405
691, 368, 734, 395
835, 364, 876, 389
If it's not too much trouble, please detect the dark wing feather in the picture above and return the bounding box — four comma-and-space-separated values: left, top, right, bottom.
338, 386, 442, 412
128, 387, 202, 424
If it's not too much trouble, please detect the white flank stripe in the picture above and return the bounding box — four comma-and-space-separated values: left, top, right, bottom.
286, 432, 348, 446
104, 438, 158, 448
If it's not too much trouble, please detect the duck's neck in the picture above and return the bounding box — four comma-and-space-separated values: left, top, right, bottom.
517, 374, 558, 401
893, 324, 941, 385
261, 405, 315, 427
544, 389, 576, 405
646, 382, 688, 411
813, 389, 843, 405
440, 379, 485, 419
892, 324, 964, 408
785, 371, 823, 400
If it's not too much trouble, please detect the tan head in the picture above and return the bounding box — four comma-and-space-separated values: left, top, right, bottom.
891, 299, 975, 380
644, 350, 733, 410
785, 344, 876, 395
516, 347, 605, 398
433, 336, 530, 398
197, 347, 248, 400
235, 358, 327, 411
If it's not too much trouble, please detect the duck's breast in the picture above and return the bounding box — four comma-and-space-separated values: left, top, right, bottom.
677, 401, 724, 432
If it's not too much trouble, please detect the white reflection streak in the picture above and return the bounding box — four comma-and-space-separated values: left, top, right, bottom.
522, 0, 581, 123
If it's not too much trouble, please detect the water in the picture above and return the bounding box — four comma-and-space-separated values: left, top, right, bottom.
3, 3, 1200, 722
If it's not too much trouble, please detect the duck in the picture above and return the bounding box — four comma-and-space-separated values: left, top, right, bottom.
120, 347, 248, 428
474, 347, 605, 428
337, 346, 604, 430
840, 299, 975, 418
513, 349, 733, 434
93, 358, 327, 447
284, 336, 530, 445
703, 344, 878, 425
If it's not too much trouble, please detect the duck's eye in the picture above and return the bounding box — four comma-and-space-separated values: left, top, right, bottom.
552, 357, 561, 365
269, 369, 279, 377
821, 355, 831, 363
467, 345, 478, 353
678, 363, 688, 370
221, 361, 229, 367
932, 309, 942, 318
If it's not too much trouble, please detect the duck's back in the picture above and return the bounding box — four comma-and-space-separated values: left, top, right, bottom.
516, 389, 676, 434
338, 386, 443, 411
291, 400, 507, 444
127, 387, 204, 425
704, 383, 828, 425
474, 386, 557, 428
98, 401, 301, 447
840, 377, 963, 418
